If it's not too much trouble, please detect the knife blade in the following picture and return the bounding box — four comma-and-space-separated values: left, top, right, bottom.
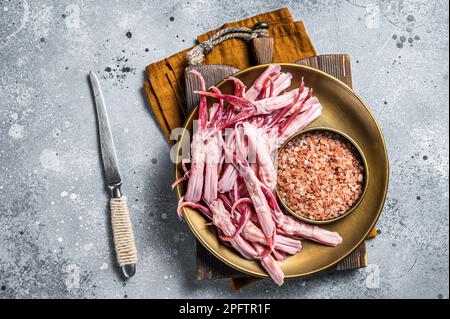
89, 71, 137, 278
90, 72, 122, 188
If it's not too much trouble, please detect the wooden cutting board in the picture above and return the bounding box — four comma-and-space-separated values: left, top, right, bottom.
184, 54, 370, 282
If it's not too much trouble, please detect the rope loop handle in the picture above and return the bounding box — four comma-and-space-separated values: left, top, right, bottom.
187, 22, 270, 66
111, 197, 138, 267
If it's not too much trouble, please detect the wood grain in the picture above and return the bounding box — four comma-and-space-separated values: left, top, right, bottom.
185, 65, 239, 116
295, 54, 352, 87
252, 38, 274, 65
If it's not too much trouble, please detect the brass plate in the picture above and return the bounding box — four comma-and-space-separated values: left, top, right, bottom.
175, 64, 389, 279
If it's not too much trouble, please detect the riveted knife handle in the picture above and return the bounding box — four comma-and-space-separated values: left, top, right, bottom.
110, 196, 137, 278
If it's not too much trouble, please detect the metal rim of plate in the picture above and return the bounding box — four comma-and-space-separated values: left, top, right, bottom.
175, 63, 390, 279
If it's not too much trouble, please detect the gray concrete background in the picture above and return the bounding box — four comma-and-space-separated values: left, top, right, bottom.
0, 0, 448, 299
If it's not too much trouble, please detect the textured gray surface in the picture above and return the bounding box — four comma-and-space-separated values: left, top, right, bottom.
0, 0, 448, 299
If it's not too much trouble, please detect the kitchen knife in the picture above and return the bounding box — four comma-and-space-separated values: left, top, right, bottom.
89, 71, 137, 278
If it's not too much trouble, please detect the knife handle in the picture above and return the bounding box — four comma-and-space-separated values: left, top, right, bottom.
110, 196, 137, 277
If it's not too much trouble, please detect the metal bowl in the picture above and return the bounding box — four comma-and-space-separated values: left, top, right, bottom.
275, 127, 370, 224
